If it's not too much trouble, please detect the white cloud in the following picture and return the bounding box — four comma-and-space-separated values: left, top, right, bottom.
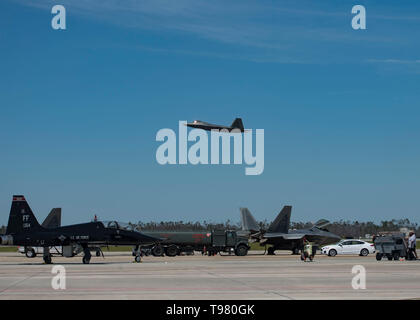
366, 59, 420, 64
12, 0, 420, 66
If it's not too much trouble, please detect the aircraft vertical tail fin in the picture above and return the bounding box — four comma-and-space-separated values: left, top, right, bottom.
6, 195, 42, 234
240, 208, 260, 232
41, 208, 62, 228
231, 118, 244, 131
267, 206, 292, 233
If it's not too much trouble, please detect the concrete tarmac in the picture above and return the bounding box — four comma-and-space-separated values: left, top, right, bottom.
0, 251, 419, 300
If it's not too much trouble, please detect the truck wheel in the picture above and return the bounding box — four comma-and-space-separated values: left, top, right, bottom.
393, 252, 400, 261
165, 245, 179, 257
360, 249, 369, 257
151, 245, 164, 257
26, 248, 36, 258
328, 249, 337, 257
235, 244, 248, 256
376, 253, 382, 261
184, 246, 194, 255
387, 255, 393, 261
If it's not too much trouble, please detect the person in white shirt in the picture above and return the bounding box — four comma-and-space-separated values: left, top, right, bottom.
408, 232, 417, 260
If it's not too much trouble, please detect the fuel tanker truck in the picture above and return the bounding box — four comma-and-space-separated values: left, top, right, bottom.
138, 230, 250, 257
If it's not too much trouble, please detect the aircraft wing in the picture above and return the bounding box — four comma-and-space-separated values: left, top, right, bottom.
263, 232, 305, 240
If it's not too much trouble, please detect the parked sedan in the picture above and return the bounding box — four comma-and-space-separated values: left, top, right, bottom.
18, 246, 61, 258
321, 240, 375, 257
18, 245, 102, 258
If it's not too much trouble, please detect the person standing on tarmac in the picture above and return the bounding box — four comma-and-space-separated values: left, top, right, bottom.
301, 237, 314, 262
408, 232, 417, 260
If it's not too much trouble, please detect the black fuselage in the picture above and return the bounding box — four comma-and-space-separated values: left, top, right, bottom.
263, 228, 341, 250
8, 222, 159, 247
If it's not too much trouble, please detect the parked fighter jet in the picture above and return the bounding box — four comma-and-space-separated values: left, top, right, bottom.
186, 118, 245, 132
0, 195, 161, 264
240, 206, 340, 255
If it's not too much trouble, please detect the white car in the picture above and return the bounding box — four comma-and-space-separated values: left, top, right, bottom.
321, 239, 375, 257
18, 246, 102, 258
18, 246, 62, 258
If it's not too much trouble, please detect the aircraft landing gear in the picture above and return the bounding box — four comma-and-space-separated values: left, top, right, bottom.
25, 247, 36, 258
134, 245, 142, 263
82, 245, 91, 264
43, 254, 52, 264
43, 247, 52, 264
267, 247, 275, 255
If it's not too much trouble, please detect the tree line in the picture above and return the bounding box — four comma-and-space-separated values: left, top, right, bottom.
1, 218, 417, 238
133, 218, 418, 238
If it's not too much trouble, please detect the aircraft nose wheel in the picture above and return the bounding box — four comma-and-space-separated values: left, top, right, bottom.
135, 255, 142, 263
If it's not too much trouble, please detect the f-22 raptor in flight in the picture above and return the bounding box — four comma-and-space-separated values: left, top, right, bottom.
240, 206, 340, 255
186, 118, 245, 132
0, 195, 161, 264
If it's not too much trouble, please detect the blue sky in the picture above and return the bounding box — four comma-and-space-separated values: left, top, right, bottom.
0, 0, 419, 226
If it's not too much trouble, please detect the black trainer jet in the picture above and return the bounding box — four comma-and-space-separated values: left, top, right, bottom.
240, 206, 340, 255
22, 207, 102, 259
0, 195, 161, 264
186, 118, 245, 132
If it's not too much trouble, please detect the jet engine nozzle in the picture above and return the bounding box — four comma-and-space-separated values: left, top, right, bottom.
0, 235, 14, 245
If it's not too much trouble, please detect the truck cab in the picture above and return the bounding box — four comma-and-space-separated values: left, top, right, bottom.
211, 230, 249, 256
